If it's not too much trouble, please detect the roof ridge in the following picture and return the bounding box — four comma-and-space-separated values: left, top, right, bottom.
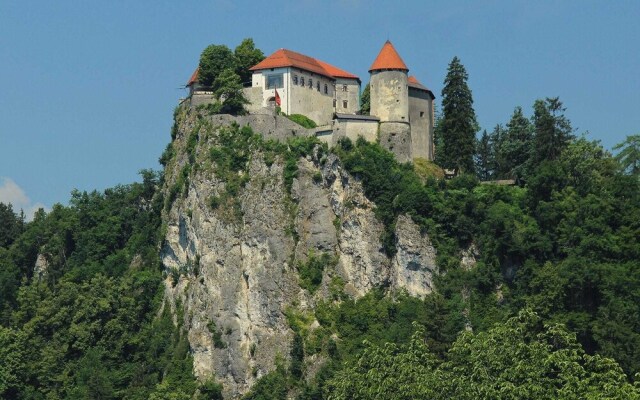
250, 48, 359, 80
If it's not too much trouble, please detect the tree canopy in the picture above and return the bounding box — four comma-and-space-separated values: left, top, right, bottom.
440, 56, 478, 174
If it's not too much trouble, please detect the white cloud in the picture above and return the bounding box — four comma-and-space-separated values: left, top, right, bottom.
0, 177, 49, 221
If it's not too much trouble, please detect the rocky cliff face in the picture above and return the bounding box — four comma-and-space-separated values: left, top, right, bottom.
160, 108, 437, 397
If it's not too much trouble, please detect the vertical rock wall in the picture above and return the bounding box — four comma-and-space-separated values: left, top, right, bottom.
160, 110, 437, 397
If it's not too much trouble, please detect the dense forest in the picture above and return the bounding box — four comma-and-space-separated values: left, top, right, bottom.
1, 39, 639, 399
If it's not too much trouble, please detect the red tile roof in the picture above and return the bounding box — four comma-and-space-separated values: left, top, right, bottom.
186, 67, 199, 86
369, 40, 409, 72
249, 49, 359, 80
408, 76, 435, 99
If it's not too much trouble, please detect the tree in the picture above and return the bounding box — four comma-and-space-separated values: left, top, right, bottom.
440, 57, 478, 174
531, 97, 573, 165
613, 134, 640, 176
213, 69, 248, 115
489, 124, 507, 178
0, 203, 23, 248
234, 38, 264, 84
359, 83, 370, 115
501, 106, 533, 181
198, 44, 235, 89
475, 130, 493, 180
326, 311, 640, 399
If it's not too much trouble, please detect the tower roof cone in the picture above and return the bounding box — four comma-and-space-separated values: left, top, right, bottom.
369, 40, 409, 72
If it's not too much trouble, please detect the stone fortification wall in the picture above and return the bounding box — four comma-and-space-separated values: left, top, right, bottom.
379, 121, 412, 163
370, 70, 409, 122
332, 119, 378, 144
408, 89, 434, 160
189, 93, 216, 107
206, 114, 314, 142
243, 87, 265, 115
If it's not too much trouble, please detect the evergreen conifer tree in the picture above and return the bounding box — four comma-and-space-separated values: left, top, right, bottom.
531, 97, 573, 165
440, 57, 478, 174
475, 130, 493, 181
501, 106, 533, 180
489, 124, 507, 178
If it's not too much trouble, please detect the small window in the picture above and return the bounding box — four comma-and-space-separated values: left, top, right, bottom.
293, 75, 298, 85
324, 84, 328, 94
343, 100, 348, 108
420, 111, 425, 117
342, 85, 348, 92
300, 77, 305, 86
308, 78, 313, 88
317, 81, 320, 91
266, 74, 283, 89
333, 99, 337, 107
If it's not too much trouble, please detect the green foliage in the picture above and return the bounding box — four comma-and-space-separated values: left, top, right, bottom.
197, 380, 223, 400
234, 38, 265, 84
289, 332, 304, 379
198, 44, 235, 89
359, 83, 370, 115
196, 39, 264, 115
297, 252, 336, 293
242, 364, 288, 400
500, 106, 533, 180
440, 56, 478, 174
285, 113, 318, 129
531, 97, 574, 167
475, 129, 493, 180
213, 68, 249, 115
207, 321, 227, 349
0, 171, 208, 399
326, 310, 640, 399
613, 134, 640, 176
159, 142, 174, 167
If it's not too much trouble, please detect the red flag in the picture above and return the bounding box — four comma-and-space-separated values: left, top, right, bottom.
275, 89, 281, 106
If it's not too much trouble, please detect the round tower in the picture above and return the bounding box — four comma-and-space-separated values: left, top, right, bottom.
369, 40, 409, 123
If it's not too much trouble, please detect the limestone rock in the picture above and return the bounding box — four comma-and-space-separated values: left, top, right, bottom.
393, 215, 437, 297
160, 110, 439, 398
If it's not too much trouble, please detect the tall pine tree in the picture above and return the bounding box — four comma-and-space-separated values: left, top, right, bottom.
475, 130, 494, 180
531, 97, 573, 165
501, 106, 533, 181
440, 57, 478, 174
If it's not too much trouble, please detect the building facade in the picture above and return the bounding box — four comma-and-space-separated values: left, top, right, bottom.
248, 49, 361, 125
186, 41, 435, 161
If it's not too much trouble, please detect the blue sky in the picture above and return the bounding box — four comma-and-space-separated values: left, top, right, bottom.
1, 0, 639, 215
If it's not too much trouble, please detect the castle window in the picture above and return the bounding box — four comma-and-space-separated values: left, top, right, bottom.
324, 84, 328, 94
317, 81, 320, 91
342, 84, 347, 92
333, 99, 337, 107
266, 74, 283, 89
343, 100, 348, 108
293, 75, 298, 85
300, 77, 305, 86
420, 111, 425, 117
308, 78, 313, 88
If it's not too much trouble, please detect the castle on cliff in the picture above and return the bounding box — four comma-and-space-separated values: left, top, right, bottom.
187, 41, 435, 162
